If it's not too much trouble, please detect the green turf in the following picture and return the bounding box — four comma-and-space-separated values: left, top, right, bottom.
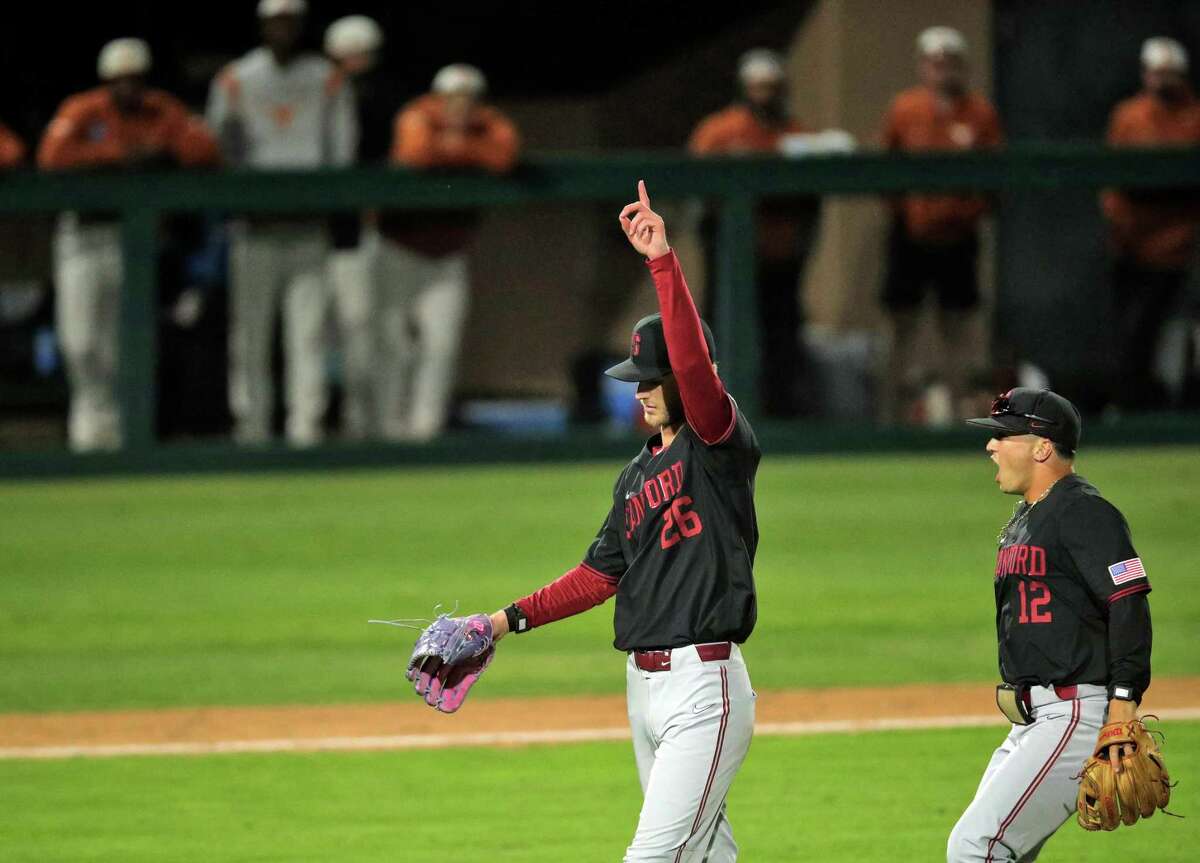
3, 721, 1197, 862
1, 447, 1198, 712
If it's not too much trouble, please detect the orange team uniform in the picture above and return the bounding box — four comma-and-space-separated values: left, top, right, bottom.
0, 122, 26, 168
883, 87, 1003, 244
381, 93, 520, 256
689, 104, 812, 260
689, 103, 819, 418
1102, 92, 1200, 270
38, 86, 219, 170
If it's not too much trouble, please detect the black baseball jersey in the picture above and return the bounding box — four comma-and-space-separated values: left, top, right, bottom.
994, 474, 1152, 700
583, 407, 760, 652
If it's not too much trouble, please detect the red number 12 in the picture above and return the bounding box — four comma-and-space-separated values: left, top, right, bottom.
1017, 580, 1053, 624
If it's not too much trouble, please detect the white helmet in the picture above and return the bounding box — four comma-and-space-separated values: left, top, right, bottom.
432, 63, 487, 97
917, 26, 967, 58
98, 38, 151, 81
257, 0, 306, 18
1141, 37, 1188, 72
325, 15, 383, 59
738, 48, 785, 85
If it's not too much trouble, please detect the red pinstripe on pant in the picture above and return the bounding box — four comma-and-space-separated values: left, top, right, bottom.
673, 667, 730, 863
984, 699, 1081, 862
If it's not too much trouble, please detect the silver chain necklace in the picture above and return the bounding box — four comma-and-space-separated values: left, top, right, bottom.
997, 477, 1063, 547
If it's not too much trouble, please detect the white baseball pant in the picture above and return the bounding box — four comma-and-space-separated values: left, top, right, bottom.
947, 684, 1108, 862
227, 220, 331, 447
327, 229, 377, 440
53, 216, 123, 452
624, 643, 756, 863
374, 239, 469, 442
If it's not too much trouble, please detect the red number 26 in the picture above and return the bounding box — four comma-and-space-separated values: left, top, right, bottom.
661, 496, 703, 549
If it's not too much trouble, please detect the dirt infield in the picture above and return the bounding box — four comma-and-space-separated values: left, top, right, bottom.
3, 677, 1199, 759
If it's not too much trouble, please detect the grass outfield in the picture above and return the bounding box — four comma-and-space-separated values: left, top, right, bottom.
2, 447, 1198, 712
2, 722, 1196, 862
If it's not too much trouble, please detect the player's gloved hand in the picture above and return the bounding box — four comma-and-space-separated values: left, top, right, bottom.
405, 613, 495, 713
1077, 717, 1173, 831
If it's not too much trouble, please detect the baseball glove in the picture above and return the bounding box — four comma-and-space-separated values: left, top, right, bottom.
1077, 717, 1173, 831
405, 612, 495, 713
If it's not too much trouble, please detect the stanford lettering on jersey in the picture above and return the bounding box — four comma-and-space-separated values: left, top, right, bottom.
625, 459, 686, 538
996, 544, 1047, 578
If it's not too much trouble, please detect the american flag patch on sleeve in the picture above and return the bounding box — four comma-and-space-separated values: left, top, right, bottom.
1108, 557, 1146, 585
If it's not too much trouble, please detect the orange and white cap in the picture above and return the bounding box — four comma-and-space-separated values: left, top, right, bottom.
98, 38, 151, 81
1142, 37, 1188, 72
257, 0, 306, 18
737, 48, 785, 85
917, 26, 967, 58
325, 15, 383, 59
432, 63, 486, 97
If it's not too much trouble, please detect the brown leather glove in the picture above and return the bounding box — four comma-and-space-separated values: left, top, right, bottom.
1077, 718, 1172, 831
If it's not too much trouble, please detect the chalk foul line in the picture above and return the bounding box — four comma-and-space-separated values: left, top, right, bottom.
4, 707, 1200, 761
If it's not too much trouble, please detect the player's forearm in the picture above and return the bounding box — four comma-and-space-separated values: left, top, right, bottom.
1106, 592, 1152, 702
494, 563, 618, 639
646, 251, 733, 443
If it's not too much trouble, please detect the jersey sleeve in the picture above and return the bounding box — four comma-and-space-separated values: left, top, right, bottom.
326, 70, 359, 167
582, 497, 628, 580
37, 99, 125, 170
1060, 495, 1153, 700
646, 250, 736, 445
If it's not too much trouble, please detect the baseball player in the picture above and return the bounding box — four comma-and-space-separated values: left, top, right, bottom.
38, 37, 219, 452
1102, 37, 1200, 411
880, 26, 1003, 425
948, 388, 1154, 861
324, 14, 386, 439
406, 182, 759, 862
376, 64, 519, 441
206, 0, 358, 447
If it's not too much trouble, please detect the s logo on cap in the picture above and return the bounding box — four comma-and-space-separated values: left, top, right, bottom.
631, 333, 641, 357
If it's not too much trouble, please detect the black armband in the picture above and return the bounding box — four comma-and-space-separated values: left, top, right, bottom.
1108, 684, 1141, 703
504, 603, 531, 635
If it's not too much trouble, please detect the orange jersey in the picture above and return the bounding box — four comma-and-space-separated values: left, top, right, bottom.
390, 93, 520, 174
688, 104, 805, 155
38, 86, 219, 171
882, 86, 1004, 243
1102, 91, 1200, 270
0, 122, 26, 169
690, 104, 813, 260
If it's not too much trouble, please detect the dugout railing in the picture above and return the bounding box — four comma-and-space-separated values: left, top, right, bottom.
0, 144, 1198, 475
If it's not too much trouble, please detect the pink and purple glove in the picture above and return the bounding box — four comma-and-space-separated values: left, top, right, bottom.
406, 613, 495, 713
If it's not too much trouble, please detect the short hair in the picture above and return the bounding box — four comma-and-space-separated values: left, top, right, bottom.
1052, 441, 1075, 461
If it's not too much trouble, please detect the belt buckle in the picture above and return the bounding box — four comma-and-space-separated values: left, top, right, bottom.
996, 683, 1035, 726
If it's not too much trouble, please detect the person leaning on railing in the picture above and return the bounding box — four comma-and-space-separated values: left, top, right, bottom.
879, 26, 1003, 427
1101, 36, 1200, 412
688, 48, 850, 420
375, 63, 520, 442
37, 37, 219, 453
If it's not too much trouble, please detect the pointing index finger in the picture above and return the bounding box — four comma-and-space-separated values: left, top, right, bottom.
638, 179, 651, 208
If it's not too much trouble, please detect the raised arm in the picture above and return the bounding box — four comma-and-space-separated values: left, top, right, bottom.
618, 180, 735, 444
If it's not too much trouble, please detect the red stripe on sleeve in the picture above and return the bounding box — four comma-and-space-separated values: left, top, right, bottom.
1109, 583, 1151, 604
646, 251, 735, 445
514, 563, 619, 629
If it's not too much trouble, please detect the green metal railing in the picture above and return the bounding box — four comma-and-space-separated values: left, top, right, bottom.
1, 144, 1198, 454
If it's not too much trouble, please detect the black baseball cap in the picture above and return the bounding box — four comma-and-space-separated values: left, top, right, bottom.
966, 387, 1082, 452
604, 313, 717, 383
